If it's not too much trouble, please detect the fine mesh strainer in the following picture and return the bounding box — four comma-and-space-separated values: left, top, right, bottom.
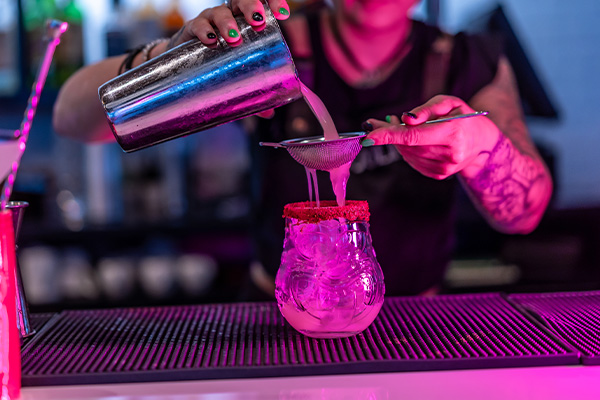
259, 111, 488, 171
259, 132, 366, 170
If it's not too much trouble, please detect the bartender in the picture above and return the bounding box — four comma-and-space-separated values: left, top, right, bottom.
52, 0, 552, 298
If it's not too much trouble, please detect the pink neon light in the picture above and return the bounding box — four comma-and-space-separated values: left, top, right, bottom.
0, 20, 68, 210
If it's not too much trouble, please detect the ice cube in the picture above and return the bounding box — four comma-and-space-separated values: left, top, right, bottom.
324, 259, 353, 281
295, 230, 335, 260
290, 272, 318, 308
316, 288, 355, 330
318, 219, 341, 237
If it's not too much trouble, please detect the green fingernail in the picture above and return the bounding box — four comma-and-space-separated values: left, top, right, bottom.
279, 7, 289, 15
385, 115, 392, 123
361, 139, 375, 147
228, 29, 239, 38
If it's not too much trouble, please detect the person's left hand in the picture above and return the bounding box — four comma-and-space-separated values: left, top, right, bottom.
363, 95, 502, 180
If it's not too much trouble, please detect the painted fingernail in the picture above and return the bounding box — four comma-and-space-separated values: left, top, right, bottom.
207, 32, 217, 39
385, 115, 392, 123
361, 121, 374, 132
252, 12, 263, 22
228, 29, 239, 38
402, 112, 417, 119
361, 139, 375, 147
279, 8, 289, 16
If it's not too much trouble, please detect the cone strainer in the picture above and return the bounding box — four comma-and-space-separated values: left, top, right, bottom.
259, 132, 366, 171
258, 112, 488, 171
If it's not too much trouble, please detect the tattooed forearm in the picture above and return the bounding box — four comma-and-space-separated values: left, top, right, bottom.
461, 134, 552, 234
465, 56, 552, 233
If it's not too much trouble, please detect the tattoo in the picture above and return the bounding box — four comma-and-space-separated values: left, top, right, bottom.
167, 27, 185, 50
463, 134, 550, 231
466, 57, 552, 232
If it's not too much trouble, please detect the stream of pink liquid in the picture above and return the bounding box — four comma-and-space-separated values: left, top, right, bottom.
305, 168, 320, 207
300, 84, 351, 207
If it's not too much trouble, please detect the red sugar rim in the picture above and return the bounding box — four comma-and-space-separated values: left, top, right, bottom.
283, 200, 370, 223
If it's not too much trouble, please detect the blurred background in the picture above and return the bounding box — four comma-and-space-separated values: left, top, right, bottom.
1, 0, 599, 312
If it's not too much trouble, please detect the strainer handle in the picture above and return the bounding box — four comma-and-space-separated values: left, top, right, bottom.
259, 141, 285, 148
401, 111, 489, 126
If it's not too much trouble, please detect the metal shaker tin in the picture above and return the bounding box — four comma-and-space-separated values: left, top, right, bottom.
99, 3, 301, 152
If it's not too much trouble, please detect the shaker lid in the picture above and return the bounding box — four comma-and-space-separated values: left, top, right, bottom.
283, 200, 370, 223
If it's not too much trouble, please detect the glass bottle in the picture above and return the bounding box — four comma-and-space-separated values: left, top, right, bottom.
161, 0, 185, 37
105, 0, 130, 57
22, 0, 59, 86
28, 0, 84, 87
130, 0, 161, 48
275, 200, 385, 338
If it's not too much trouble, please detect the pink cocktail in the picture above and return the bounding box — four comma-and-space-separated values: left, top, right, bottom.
275, 201, 385, 338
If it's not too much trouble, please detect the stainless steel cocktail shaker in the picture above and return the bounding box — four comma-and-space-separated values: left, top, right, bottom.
99, 1, 301, 152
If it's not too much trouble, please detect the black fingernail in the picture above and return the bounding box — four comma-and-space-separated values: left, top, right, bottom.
361, 121, 374, 132
207, 32, 217, 39
402, 112, 417, 119
252, 12, 264, 22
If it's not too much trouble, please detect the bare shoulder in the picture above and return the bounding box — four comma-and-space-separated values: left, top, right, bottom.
281, 15, 312, 58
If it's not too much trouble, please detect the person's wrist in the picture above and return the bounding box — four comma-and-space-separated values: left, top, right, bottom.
460, 123, 503, 180
142, 38, 169, 62
119, 38, 170, 75
149, 41, 169, 59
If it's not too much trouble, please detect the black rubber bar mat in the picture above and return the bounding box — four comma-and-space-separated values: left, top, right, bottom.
20, 293, 578, 386
510, 291, 600, 365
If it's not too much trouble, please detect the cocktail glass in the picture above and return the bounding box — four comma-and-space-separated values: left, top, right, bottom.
275, 200, 385, 338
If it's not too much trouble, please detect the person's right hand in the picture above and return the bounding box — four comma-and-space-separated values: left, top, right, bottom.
166, 0, 290, 50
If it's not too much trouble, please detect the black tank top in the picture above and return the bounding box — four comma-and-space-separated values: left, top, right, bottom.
251, 11, 502, 295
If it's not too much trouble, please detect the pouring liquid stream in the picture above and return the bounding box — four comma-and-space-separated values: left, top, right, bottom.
305, 167, 320, 207
300, 83, 351, 207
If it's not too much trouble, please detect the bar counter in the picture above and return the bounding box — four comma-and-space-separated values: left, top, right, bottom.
16, 291, 600, 399
20, 365, 600, 400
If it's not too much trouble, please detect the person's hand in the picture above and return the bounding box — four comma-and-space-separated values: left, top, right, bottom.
166, 0, 290, 49
162, 0, 289, 120
363, 95, 502, 180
